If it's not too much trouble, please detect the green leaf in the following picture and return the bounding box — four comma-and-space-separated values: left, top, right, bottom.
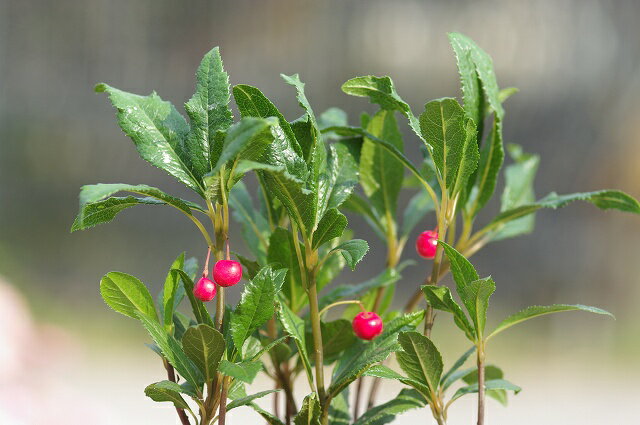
319, 107, 348, 140
487, 304, 614, 341
282, 74, 320, 152
268, 228, 306, 312
360, 109, 404, 219
319, 268, 400, 310
144, 381, 191, 410
329, 312, 423, 397
421, 285, 475, 341
460, 365, 510, 406
135, 312, 204, 387
440, 346, 475, 390
209, 117, 277, 176
448, 32, 504, 120
233, 84, 303, 157
218, 360, 262, 384
229, 181, 270, 263
401, 189, 436, 238
352, 388, 426, 425
467, 277, 496, 339
95, 84, 201, 194
100, 272, 157, 320
449, 379, 521, 404
71, 183, 203, 231
247, 403, 286, 425
328, 239, 369, 270
491, 144, 539, 240
439, 241, 479, 299
465, 120, 505, 217
171, 269, 215, 328
231, 266, 286, 353
181, 324, 225, 383
163, 253, 185, 330
305, 319, 357, 364
227, 390, 280, 411
329, 390, 351, 425
418, 98, 479, 196
489, 189, 640, 241
184, 46, 234, 177
294, 394, 322, 425
396, 332, 443, 396
312, 208, 347, 249
341, 76, 422, 138
317, 141, 360, 218
277, 300, 314, 386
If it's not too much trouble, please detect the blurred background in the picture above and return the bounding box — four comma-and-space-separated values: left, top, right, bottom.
1, 0, 639, 424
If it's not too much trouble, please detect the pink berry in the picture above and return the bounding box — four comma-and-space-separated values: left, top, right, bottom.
416, 230, 438, 259
352, 311, 384, 340
193, 277, 216, 302
212, 260, 243, 287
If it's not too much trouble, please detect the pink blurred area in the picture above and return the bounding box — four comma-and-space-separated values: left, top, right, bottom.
0, 280, 108, 425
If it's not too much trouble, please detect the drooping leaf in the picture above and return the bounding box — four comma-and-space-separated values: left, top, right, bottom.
100, 272, 157, 320
282, 74, 320, 160
294, 394, 321, 425
144, 380, 191, 410
163, 253, 185, 330
341, 76, 422, 138
95, 84, 201, 194
329, 312, 423, 397
352, 388, 426, 425
135, 312, 204, 387
359, 109, 404, 219
227, 390, 280, 411
419, 98, 479, 196
71, 183, 203, 231
449, 379, 521, 404
312, 208, 347, 249
218, 360, 263, 384
421, 285, 475, 341
184, 46, 234, 177
247, 403, 286, 425
182, 324, 225, 383
231, 266, 286, 353
328, 239, 369, 270
396, 332, 443, 396
268, 228, 306, 312
487, 304, 614, 341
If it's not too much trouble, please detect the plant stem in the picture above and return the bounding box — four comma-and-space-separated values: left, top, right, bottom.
353, 376, 365, 419
218, 377, 229, 425
318, 300, 365, 317
165, 362, 192, 425
307, 273, 326, 403
477, 344, 486, 425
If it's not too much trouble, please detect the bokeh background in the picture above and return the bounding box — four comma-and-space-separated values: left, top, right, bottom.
1, 0, 639, 424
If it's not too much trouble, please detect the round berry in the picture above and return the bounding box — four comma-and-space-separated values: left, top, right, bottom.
416, 230, 438, 259
352, 311, 384, 340
193, 277, 217, 302
212, 260, 243, 287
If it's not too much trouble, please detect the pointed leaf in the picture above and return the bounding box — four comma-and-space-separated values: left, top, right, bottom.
184, 46, 234, 177
419, 98, 479, 196
268, 228, 306, 312
100, 272, 157, 320
466, 277, 496, 339
227, 390, 280, 411
396, 331, 443, 395
277, 300, 314, 386
182, 324, 225, 382
449, 379, 521, 404
231, 266, 286, 352
95, 84, 201, 193
328, 239, 369, 270
487, 304, 614, 341
352, 388, 426, 425
294, 394, 321, 425
421, 285, 475, 341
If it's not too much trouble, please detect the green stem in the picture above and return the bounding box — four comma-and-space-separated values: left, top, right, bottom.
477, 343, 486, 425
319, 300, 365, 317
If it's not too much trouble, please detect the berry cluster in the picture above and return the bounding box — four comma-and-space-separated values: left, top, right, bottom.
193, 248, 243, 302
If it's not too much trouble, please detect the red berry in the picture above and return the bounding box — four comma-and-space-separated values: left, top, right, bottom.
212, 260, 243, 287
352, 311, 384, 340
193, 277, 216, 301
416, 230, 438, 259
